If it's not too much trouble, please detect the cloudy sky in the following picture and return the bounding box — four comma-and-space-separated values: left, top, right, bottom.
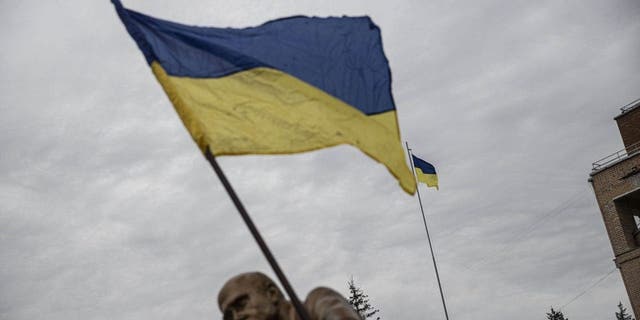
2, 0, 639, 319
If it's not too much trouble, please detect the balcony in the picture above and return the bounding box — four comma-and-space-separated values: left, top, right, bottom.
620, 98, 640, 114
592, 141, 640, 171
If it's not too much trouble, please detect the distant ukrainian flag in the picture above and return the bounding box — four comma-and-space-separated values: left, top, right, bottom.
112, 1, 416, 194
412, 155, 438, 190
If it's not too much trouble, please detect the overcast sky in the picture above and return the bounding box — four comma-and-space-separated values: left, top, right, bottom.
2, 1, 639, 319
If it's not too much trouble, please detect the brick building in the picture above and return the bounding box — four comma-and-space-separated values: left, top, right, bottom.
590, 98, 640, 318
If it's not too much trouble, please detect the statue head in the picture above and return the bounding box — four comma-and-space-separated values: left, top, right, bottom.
218, 272, 286, 320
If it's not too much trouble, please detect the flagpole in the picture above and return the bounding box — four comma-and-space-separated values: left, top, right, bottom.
204, 148, 311, 320
405, 142, 450, 320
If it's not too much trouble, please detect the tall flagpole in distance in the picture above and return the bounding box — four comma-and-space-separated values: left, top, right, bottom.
204, 148, 311, 320
405, 142, 450, 320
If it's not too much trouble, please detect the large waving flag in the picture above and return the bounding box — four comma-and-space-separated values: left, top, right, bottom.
412, 155, 438, 190
112, 0, 416, 194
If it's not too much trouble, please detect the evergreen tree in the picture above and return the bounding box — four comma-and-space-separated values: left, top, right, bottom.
616, 302, 634, 320
347, 277, 381, 320
546, 307, 568, 320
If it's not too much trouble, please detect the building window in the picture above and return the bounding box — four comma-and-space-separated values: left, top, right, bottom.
614, 189, 640, 249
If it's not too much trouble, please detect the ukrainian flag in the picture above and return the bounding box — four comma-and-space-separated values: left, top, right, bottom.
112, 1, 416, 194
412, 155, 438, 190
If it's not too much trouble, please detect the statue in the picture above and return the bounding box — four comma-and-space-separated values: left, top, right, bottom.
218, 272, 363, 320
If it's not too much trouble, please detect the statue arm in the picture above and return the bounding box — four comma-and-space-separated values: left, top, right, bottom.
304, 287, 363, 320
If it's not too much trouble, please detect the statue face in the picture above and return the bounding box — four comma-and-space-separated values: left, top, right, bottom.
220, 283, 279, 320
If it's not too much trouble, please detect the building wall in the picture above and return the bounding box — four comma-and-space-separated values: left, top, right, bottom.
591, 152, 640, 318
616, 105, 640, 151
619, 251, 640, 318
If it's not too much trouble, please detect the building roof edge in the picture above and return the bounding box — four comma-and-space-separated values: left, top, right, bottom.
590, 151, 640, 177
614, 98, 640, 120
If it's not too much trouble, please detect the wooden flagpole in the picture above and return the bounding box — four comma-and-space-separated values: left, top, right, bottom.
204, 148, 311, 320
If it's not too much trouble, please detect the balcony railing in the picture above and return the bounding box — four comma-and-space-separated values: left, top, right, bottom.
620, 98, 640, 114
592, 141, 640, 171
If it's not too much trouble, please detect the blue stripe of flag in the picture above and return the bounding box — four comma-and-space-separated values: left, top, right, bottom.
412, 155, 436, 174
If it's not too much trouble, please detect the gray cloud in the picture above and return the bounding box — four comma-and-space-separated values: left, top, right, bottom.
1, 0, 639, 319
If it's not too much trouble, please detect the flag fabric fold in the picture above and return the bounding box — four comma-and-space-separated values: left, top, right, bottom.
112, 0, 416, 194
412, 155, 438, 190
